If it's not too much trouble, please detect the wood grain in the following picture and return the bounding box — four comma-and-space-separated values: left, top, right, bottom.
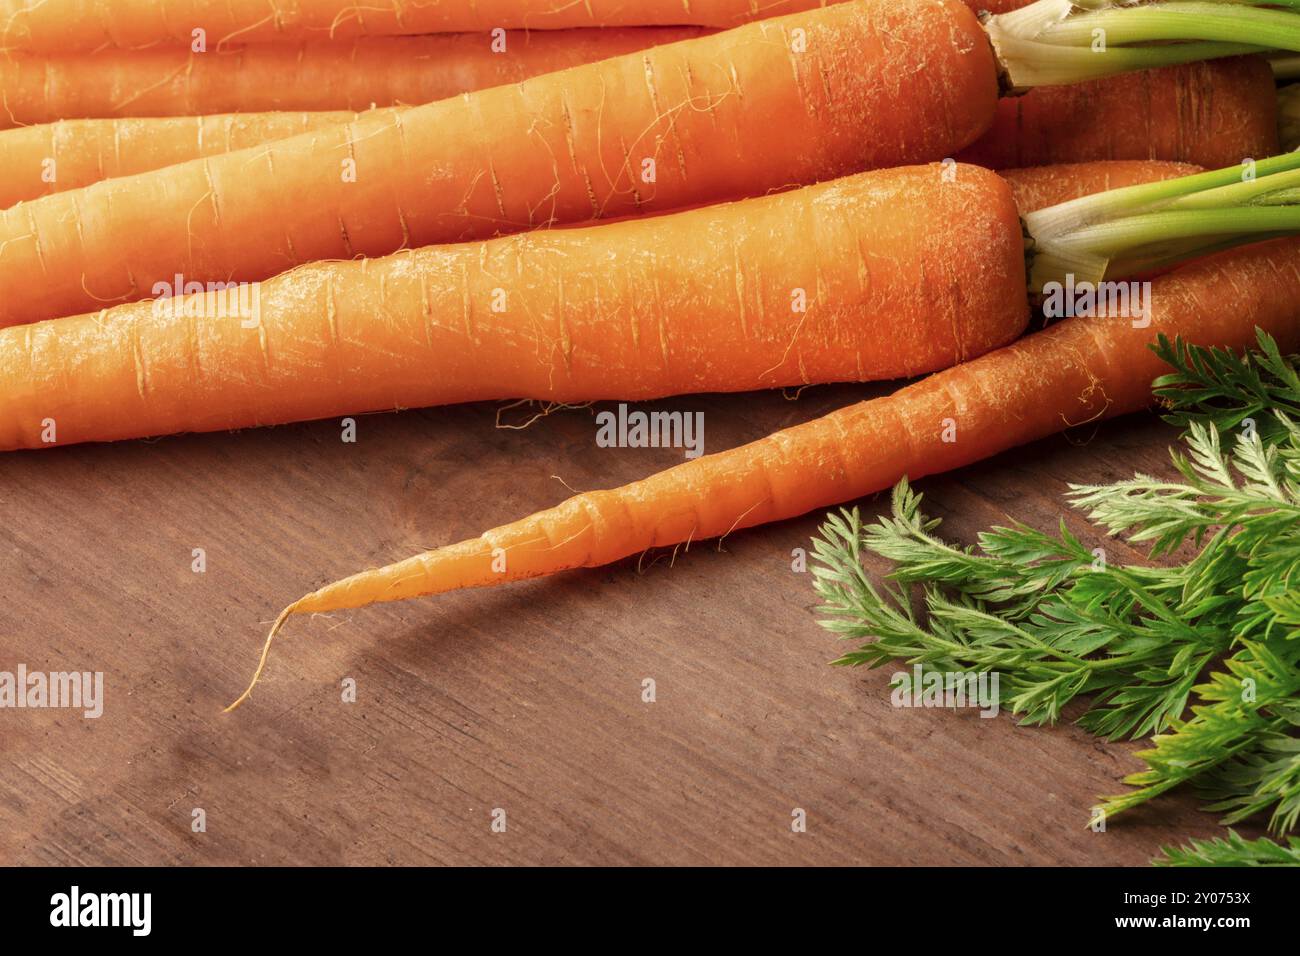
0, 384, 1258, 865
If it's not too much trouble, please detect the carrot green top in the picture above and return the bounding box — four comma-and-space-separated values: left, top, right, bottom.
1026, 151, 1300, 292
988, 0, 1300, 90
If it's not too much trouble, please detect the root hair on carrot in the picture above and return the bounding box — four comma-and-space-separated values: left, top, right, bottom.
111, 63, 190, 115
782, 384, 815, 401
551, 474, 582, 494
716, 497, 767, 552
78, 272, 133, 306
224, 601, 299, 713
216, 13, 278, 51
494, 399, 592, 430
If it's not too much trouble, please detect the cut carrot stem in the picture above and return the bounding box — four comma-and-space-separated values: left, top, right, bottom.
984, 0, 1290, 89
0, 0, 1004, 328
0, 0, 1032, 51
0, 28, 706, 129
1025, 151, 1300, 289
1027, 2, 1300, 51
0, 164, 1029, 451
225, 236, 1300, 711
956, 56, 1279, 172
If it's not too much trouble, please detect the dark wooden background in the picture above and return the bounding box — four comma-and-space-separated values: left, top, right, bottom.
0, 382, 1256, 865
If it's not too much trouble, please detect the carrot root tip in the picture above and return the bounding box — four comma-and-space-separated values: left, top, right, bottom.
222, 602, 299, 714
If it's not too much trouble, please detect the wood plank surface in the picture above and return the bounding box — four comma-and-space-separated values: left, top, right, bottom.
0, 383, 1258, 866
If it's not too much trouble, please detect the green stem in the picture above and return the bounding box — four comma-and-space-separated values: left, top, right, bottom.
1035, 4, 1300, 49
1026, 153, 1300, 292
986, 0, 1297, 91
1056, 209, 1300, 257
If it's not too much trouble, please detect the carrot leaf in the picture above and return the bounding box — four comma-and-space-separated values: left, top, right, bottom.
1153, 330, 1300, 439
1154, 829, 1300, 866
811, 333, 1300, 854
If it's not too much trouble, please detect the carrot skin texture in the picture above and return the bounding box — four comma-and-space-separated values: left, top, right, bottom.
279, 239, 1300, 621
0, 112, 357, 207
0, 0, 999, 328
1000, 160, 1200, 212
0, 107, 1203, 214
0, 0, 1030, 50
0, 28, 706, 129
0, 165, 1027, 450
0, 160, 1187, 451
956, 57, 1279, 171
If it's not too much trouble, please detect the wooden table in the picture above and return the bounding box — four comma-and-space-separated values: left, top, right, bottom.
0, 383, 1252, 865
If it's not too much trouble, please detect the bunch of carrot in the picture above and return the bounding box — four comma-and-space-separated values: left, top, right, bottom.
2, 0, 1299, 710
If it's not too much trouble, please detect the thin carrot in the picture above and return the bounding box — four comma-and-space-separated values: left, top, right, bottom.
0, 0, 1003, 328
0, 28, 706, 129
225, 236, 1300, 711
0, 164, 1030, 451
0, 70, 1237, 210
0, 0, 1031, 51
956, 56, 1279, 171
0, 111, 355, 208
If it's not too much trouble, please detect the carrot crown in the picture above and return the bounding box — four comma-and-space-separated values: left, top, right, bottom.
986, 0, 1300, 90
1025, 151, 1300, 293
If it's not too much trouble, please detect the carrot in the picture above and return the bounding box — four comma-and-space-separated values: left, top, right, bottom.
0, 0, 1003, 328
0, 112, 355, 208
0, 164, 1030, 451
0, 0, 1031, 51
0, 159, 1239, 452
956, 56, 1279, 172
0, 73, 1239, 210
1, 0, 1289, 328
1000, 160, 1200, 214
225, 236, 1300, 710
0, 28, 706, 129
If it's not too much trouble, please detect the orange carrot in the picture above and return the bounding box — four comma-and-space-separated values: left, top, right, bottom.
0, 164, 1029, 451
0, 0, 1002, 328
225, 236, 1300, 710
1000, 160, 1200, 213
0, 28, 706, 129
0, 160, 1204, 453
0, 112, 355, 207
0, 84, 1230, 210
0, 0, 1031, 51
956, 56, 1279, 171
